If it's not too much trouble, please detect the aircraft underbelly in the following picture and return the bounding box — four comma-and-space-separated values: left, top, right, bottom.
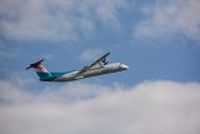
54, 66, 124, 82
82, 67, 120, 78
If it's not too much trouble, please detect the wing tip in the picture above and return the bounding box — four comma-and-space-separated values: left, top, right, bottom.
106, 52, 111, 55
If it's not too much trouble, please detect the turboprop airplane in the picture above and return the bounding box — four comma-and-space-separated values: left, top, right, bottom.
26, 52, 129, 82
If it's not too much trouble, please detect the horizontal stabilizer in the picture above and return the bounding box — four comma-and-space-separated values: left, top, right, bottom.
26, 59, 45, 70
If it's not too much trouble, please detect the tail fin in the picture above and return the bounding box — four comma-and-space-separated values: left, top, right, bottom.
26, 59, 51, 80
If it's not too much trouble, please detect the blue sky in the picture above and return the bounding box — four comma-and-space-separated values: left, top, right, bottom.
0, 0, 200, 134
1, 0, 199, 87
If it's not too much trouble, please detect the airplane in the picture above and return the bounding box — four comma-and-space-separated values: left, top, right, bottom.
26, 52, 129, 82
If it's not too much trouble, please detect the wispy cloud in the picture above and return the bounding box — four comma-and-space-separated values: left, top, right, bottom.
134, 0, 200, 41
0, 0, 129, 42
0, 80, 200, 134
0, 39, 18, 59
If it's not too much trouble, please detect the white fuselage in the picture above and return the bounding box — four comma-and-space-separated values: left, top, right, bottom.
54, 63, 128, 81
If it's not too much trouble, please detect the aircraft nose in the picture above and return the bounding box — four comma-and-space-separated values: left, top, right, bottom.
120, 64, 129, 70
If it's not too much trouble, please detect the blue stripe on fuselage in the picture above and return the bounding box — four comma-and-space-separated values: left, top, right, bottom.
37, 70, 75, 81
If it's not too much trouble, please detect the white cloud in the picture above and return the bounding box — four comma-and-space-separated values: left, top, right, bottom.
0, 80, 200, 134
0, 0, 128, 41
134, 0, 200, 41
0, 81, 33, 104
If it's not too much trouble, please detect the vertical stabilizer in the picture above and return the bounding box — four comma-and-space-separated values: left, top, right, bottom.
26, 59, 51, 80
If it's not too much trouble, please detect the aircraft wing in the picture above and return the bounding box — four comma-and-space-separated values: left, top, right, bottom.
74, 52, 110, 77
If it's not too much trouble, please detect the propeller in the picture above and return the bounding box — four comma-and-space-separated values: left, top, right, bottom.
102, 58, 109, 65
